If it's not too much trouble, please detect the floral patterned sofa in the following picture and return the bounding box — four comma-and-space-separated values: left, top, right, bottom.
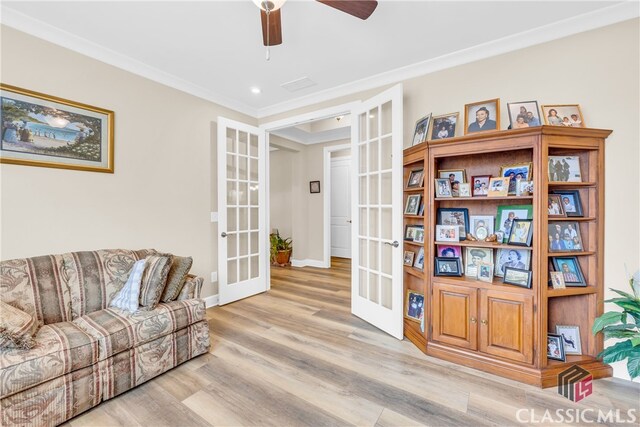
0, 249, 210, 426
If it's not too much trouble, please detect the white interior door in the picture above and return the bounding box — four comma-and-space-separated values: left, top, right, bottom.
351, 84, 403, 339
331, 157, 352, 258
218, 117, 267, 305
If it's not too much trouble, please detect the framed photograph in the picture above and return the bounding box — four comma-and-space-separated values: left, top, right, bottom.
430, 112, 459, 140
508, 219, 533, 247
404, 194, 421, 215
405, 290, 424, 322
500, 162, 533, 195
437, 208, 469, 241
471, 175, 491, 197
496, 205, 533, 243
547, 195, 566, 218
547, 333, 566, 361
414, 228, 425, 244
404, 225, 423, 241
503, 267, 532, 288
418, 203, 425, 216
465, 98, 500, 134
458, 183, 471, 197
507, 101, 541, 128
0, 83, 114, 173
556, 325, 582, 355
478, 263, 494, 283
435, 225, 459, 242
548, 155, 582, 182
551, 256, 586, 287
465, 247, 493, 278
437, 245, 462, 259
549, 271, 566, 289
470, 215, 494, 240
495, 248, 531, 278
412, 114, 432, 146
551, 190, 583, 217
413, 247, 425, 270
495, 231, 504, 244
518, 180, 534, 195
438, 169, 466, 184
488, 177, 510, 197
310, 180, 321, 193
434, 178, 453, 198
403, 251, 415, 266
435, 257, 463, 277
548, 222, 583, 252
541, 104, 585, 128
407, 169, 425, 188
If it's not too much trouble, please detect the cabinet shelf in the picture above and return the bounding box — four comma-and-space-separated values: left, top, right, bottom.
548, 217, 595, 222
546, 287, 597, 297
433, 275, 534, 294
547, 251, 595, 257
404, 215, 424, 219
546, 354, 598, 367
435, 195, 533, 202
548, 181, 596, 188
404, 186, 425, 193
404, 240, 424, 247
435, 240, 533, 251
404, 267, 424, 279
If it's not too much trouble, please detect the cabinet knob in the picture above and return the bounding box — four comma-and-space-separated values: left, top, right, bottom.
470, 317, 477, 324
481, 319, 488, 325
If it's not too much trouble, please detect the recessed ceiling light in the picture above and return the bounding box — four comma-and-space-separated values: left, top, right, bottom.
251, 87, 261, 94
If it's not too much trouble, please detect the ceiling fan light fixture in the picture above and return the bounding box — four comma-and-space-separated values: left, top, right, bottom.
253, 0, 287, 12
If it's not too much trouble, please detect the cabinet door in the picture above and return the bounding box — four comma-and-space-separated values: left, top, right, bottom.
479, 289, 533, 364
432, 283, 478, 350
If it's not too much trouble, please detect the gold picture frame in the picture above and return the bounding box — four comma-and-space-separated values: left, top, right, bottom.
464, 98, 500, 135
541, 104, 585, 127
0, 83, 114, 173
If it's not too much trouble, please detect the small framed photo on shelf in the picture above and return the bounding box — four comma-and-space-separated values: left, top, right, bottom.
549, 271, 566, 289
437, 245, 462, 259
412, 114, 432, 146
418, 203, 425, 216
438, 169, 467, 184
435, 225, 459, 242
478, 263, 494, 283
541, 104, 585, 128
405, 290, 424, 322
495, 248, 531, 278
471, 175, 491, 197
465, 98, 500, 135
548, 222, 583, 252
548, 155, 582, 182
518, 180, 534, 196
496, 205, 533, 243
434, 257, 463, 277
435, 178, 453, 198
508, 219, 533, 247
403, 251, 415, 266
310, 181, 321, 193
404, 225, 423, 241
413, 248, 425, 270
551, 190, 583, 217
404, 194, 421, 215
414, 228, 425, 244
465, 247, 493, 278
406, 169, 424, 188
488, 177, 510, 197
459, 183, 471, 197
430, 112, 459, 140
556, 325, 582, 355
437, 208, 469, 241
547, 333, 566, 361
503, 267, 532, 288
500, 162, 532, 195
547, 195, 566, 218
551, 256, 586, 287
507, 100, 542, 128
470, 215, 494, 241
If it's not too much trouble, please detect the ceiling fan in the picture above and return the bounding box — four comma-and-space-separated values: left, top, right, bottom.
254, 0, 378, 47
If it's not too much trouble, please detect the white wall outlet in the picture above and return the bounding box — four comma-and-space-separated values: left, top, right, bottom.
211, 272, 218, 283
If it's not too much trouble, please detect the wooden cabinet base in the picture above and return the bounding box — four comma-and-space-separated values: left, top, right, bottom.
404, 319, 426, 352
426, 342, 612, 387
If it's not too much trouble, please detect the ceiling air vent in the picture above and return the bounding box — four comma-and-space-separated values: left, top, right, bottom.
281, 77, 317, 92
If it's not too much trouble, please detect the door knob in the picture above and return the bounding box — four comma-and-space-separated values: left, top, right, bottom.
383, 241, 399, 248
481, 319, 488, 325
347, 220, 352, 223
470, 317, 477, 324
221, 232, 228, 238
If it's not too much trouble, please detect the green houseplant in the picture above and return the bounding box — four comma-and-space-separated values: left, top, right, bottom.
270, 231, 293, 266
592, 270, 640, 380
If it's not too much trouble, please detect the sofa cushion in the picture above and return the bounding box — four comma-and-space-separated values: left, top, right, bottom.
0, 301, 40, 350
110, 259, 146, 313
160, 256, 193, 303
139, 255, 171, 310
73, 299, 205, 360
0, 322, 98, 399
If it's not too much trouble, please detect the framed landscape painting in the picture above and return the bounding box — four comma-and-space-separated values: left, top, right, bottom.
0, 84, 114, 173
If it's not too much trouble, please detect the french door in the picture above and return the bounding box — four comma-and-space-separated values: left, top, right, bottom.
217, 117, 268, 305
351, 84, 404, 339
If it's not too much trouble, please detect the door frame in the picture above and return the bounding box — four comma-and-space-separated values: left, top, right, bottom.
323, 143, 351, 266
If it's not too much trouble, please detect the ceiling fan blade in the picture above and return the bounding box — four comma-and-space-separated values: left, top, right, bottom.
260, 8, 282, 46
316, 1, 378, 20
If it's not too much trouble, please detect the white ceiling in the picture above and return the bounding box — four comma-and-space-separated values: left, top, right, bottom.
1, 1, 636, 118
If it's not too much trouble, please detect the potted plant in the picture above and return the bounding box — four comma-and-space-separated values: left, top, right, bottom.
592, 270, 640, 380
270, 231, 293, 266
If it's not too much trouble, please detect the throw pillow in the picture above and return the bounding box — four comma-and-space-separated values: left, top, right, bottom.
160, 256, 193, 302
139, 255, 172, 310
110, 259, 146, 313
0, 301, 40, 350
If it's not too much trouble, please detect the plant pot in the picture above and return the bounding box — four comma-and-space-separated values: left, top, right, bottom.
274, 249, 292, 266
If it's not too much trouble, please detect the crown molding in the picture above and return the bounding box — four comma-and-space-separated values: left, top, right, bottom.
255, 1, 639, 118
0, 6, 259, 118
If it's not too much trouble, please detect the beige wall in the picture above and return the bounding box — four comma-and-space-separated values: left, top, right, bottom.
0, 26, 256, 298
269, 149, 295, 239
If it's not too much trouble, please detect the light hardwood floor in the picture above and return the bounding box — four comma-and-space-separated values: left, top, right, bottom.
66, 258, 639, 426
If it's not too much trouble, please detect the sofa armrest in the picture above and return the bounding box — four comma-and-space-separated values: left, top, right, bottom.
176, 274, 204, 301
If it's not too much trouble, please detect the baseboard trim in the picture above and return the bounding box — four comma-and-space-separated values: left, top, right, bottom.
291, 258, 329, 268
204, 294, 219, 308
